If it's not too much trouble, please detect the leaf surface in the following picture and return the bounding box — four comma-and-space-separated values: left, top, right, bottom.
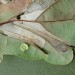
0, 0, 74, 65
37, 0, 75, 21
0, 0, 31, 23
